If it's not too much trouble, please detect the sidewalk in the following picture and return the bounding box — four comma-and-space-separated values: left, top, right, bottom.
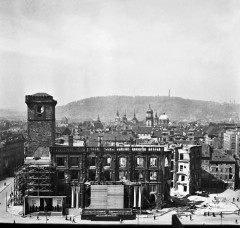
0, 177, 13, 193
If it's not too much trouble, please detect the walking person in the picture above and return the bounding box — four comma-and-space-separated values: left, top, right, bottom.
236, 219, 238, 224
190, 215, 192, 220
37, 215, 39, 220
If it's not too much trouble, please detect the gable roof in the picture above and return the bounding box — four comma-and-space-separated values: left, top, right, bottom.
211, 149, 235, 163
136, 126, 153, 134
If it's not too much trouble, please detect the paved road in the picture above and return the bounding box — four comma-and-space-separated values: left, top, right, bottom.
0, 178, 239, 225
0, 177, 14, 210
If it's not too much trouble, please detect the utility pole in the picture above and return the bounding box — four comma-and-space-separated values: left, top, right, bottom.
6, 192, 7, 212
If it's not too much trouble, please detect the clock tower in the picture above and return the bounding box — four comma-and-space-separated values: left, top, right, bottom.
25, 93, 57, 157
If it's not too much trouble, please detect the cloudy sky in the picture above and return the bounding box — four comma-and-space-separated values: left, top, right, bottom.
0, 0, 240, 110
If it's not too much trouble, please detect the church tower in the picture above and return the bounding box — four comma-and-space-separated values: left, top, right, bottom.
25, 93, 57, 157
154, 111, 159, 126
122, 111, 127, 123
146, 104, 154, 126
115, 110, 121, 124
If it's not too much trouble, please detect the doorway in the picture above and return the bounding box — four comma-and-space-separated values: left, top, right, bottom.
40, 198, 53, 211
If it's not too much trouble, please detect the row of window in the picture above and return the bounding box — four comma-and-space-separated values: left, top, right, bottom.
57, 184, 158, 193
56, 156, 163, 168
57, 170, 159, 181
211, 167, 233, 173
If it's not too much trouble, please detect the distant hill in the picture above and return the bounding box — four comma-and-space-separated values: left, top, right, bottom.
55, 96, 240, 123
0, 109, 26, 121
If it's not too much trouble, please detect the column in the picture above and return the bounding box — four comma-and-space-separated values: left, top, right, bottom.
80, 184, 85, 208
133, 186, 137, 207
75, 186, 80, 209
138, 186, 142, 207
71, 186, 75, 208
128, 185, 132, 208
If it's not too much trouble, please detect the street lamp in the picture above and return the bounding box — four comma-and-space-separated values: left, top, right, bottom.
6, 192, 7, 212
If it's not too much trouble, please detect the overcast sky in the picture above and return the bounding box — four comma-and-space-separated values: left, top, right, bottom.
0, 0, 240, 111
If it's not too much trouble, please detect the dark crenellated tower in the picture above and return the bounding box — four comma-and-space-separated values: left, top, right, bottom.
25, 92, 57, 157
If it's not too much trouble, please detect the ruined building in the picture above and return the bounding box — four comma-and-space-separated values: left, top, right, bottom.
14, 93, 172, 217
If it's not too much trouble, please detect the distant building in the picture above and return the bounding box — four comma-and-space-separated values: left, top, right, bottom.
171, 145, 202, 195
115, 110, 121, 124
154, 112, 159, 126
146, 105, 154, 127
131, 111, 139, 125
136, 126, 153, 140
0, 134, 25, 180
210, 149, 238, 189
201, 146, 239, 190
223, 129, 239, 157
159, 113, 169, 128
122, 112, 127, 123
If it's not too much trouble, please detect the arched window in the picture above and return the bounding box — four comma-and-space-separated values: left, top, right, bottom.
164, 157, 169, 167
119, 157, 127, 167
136, 157, 144, 167
103, 156, 111, 166
150, 157, 157, 167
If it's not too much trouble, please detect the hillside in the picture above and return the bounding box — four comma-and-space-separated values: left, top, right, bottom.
0, 109, 26, 121
55, 96, 240, 122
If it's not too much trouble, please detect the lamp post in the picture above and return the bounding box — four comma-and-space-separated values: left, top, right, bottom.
140, 182, 142, 215
6, 192, 7, 212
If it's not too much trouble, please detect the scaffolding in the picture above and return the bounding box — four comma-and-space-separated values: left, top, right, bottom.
14, 159, 55, 205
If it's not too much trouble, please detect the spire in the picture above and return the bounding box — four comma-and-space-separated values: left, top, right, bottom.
97, 114, 100, 122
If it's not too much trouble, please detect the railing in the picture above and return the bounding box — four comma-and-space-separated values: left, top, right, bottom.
50, 146, 167, 153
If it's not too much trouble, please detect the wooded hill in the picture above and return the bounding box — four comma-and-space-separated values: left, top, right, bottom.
55, 96, 240, 123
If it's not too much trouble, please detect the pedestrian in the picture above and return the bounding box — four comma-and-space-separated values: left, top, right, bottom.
154, 214, 156, 220
120, 218, 122, 223
233, 197, 235, 202
65, 215, 68, 220
72, 218, 75, 223
208, 211, 209, 216
37, 216, 39, 220
14, 220, 15, 224
30, 214, 31, 218
237, 198, 239, 202
70, 216, 71, 221
236, 219, 238, 224
190, 215, 192, 220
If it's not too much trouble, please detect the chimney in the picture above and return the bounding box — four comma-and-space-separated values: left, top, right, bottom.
69, 135, 73, 146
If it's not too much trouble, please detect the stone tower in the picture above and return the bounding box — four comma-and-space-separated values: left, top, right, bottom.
146, 104, 154, 126
25, 93, 57, 157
